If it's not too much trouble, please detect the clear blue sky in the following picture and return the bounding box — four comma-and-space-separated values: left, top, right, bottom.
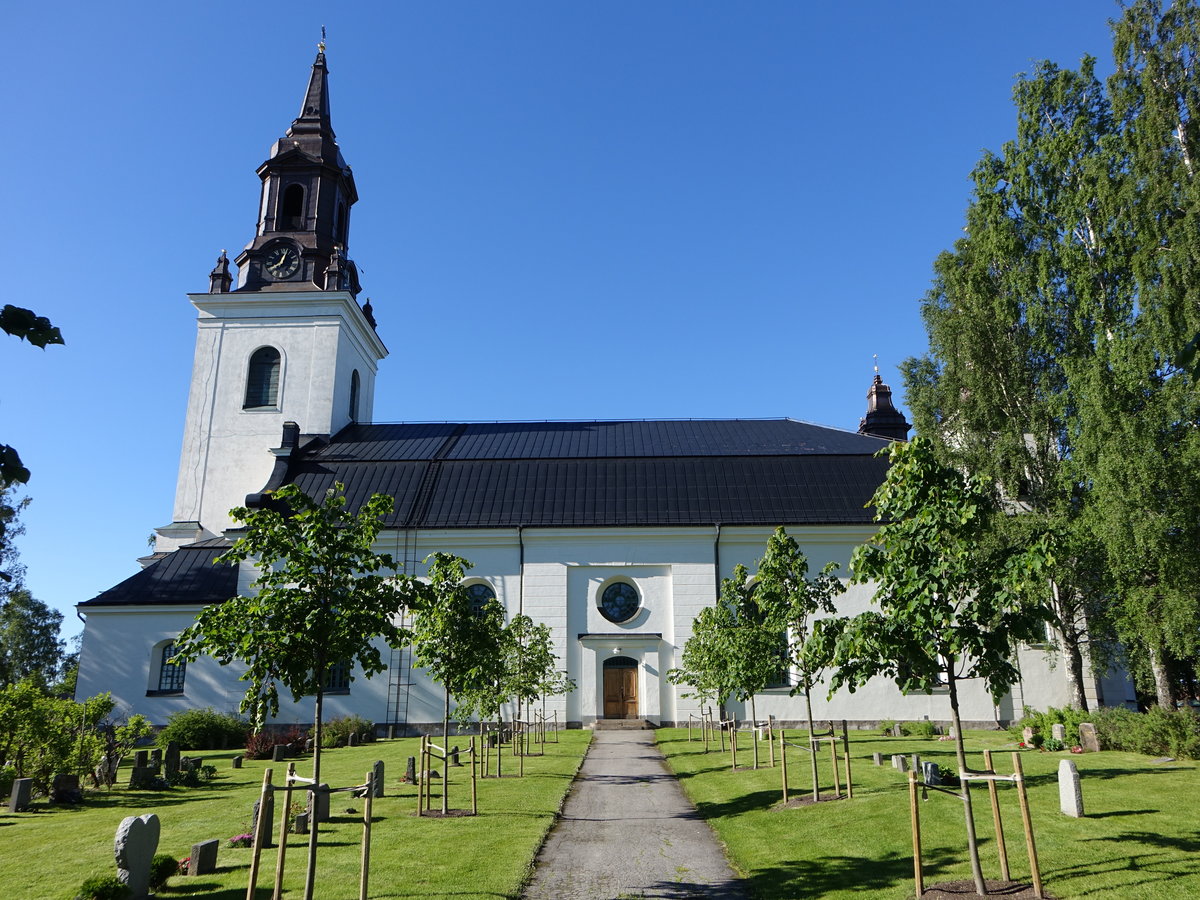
3, 1, 1122, 641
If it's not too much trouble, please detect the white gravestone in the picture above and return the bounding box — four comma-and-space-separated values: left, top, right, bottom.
1058, 759, 1084, 817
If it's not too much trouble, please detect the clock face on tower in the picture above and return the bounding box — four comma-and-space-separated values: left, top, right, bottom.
264, 243, 300, 279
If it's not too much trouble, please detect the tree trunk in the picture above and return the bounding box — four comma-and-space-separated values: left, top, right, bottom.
1053, 580, 1088, 710
947, 665, 987, 896
750, 696, 759, 769
1148, 643, 1174, 709
443, 690, 450, 814
304, 687, 324, 900
804, 680, 819, 803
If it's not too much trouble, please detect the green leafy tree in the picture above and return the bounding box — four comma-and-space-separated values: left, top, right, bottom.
754, 526, 845, 796
831, 438, 1053, 895
498, 614, 576, 750
2, 305, 64, 488
0, 681, 113, 793
0, 587, 67, 690
409, 553, 506, 809
173, 484, 417, 900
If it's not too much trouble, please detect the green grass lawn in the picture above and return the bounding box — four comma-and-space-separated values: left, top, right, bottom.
658, 727, 1200, 899
0, 730, 589, 900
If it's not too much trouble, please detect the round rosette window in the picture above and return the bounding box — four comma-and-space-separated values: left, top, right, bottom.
600, 581, 640, 624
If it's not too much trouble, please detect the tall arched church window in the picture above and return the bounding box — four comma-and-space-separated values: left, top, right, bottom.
244, 347, 281, 409
324, 661, 350, 693
157, 642, 186, 692
349, 370, 360, 423
466, 582, 496, 616
282, 184, 305, 230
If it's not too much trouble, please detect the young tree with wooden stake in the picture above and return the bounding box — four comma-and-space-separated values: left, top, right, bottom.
753, 526, 844, 801
829, 438, 1053, 896
409, 553, 506, 810
173, 484, 418, 900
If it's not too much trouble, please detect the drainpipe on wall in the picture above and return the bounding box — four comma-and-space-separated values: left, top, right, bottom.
517, 524, 524, 616
712, 523, 722, 599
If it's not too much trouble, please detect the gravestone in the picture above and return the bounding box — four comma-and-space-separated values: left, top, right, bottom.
891, 724, 903, 737
872, 752, 883, 766
305, 739, 314, 753
150, 748, 162, 768
129, 766, 158, 790
372, 760, 385, 798
1079, 722, 1100, 753
923, 761, 941, 786
188, 839, 218, 876
164, 741, 180, 777
1058, 759, 1084, 817
231, 755, 243, 769
272, 744, 288, 762
348, 733, 359, 747
52, 774, 82, 803
114, 813, 160, 899
8, 778, 32, 812
1022, 727, 1035, 745
364, 731, 376, 743
1051, 723, 1067, 743
892, 754, 907, 772
911, 754, 921, 773
309, 783, 330, 823
252, 792, 275, 848
134, 750, 149, 768
405, 756, 417, 783
449, 745, 461, 767
948, 726, 957, 740
388, 725, 396, 739
293, 812, 309, 834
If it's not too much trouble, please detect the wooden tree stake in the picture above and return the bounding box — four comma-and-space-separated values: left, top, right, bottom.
1012, 752, 1044, 898
247, 767, 273, 900
909, 769, 924, 897
983, 749, 1009, 882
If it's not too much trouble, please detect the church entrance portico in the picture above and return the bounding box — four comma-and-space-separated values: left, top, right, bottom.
578, 633, 662, 725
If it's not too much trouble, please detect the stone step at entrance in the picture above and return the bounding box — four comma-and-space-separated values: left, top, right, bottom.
593, 718, 654, 731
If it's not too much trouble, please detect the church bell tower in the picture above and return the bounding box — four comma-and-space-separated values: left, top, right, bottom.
157, 45, 387, 552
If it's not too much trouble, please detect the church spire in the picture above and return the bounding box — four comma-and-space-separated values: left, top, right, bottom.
287, 43, 334, 142
858, 360, 911, 441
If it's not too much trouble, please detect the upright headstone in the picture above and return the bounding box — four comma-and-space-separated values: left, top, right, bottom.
388, 724, 396, 739
129, 767, 158, 790
309, 783, 330, 823
348, 733, 359, 747
1079, 722, 1100, 753
164, 741, 180, 777
449, 745, 461, 767
149, 748, 162, 768
891, 724, 903, 737
293, 812, 309, 834
1058, 759, 1084, 817
405, 756, 417, 783
8, 778, 32, 812
911, 754, 921, 773
272, 744, 288, 762
923, 761, 941, 786
372, 760, 385, 798
52, 774, 82, 803
892, 754, 908, 772
231, 755, 243, 769
252, 792, 274, 848
872, 752, 883, 766
305, 738, 315, 753
1022, 727, 1035, 745
1051, 723, 1067, 743
188, 839, 219, 876
114, 813, 160, 899
134, 750, 149, 768
948, 726, 957, 740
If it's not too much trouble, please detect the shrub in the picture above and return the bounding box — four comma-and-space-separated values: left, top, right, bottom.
72, 874, 131, 900
321, 714, 373, 748
1014, 705, 1090, 746
1043, 737, 1065, 752
0, 763, 15, 799
899, 721, 937, 739
1092, 706, 1200, 759
149, 853, 178, 891
228, 833, 254, 848
245, 724, 308, 760
157, 708, 249, 750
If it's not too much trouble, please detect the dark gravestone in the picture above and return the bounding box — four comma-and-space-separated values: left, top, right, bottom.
188, 839, 219, 876
134, 750, 149, 768
364, 731, 376, 743
348, 733, 359, 747
149, 748, 162, 768
272, 744, 288, 762
164, 741, 180, 777
293, 812, 309, 835
387, 724, 396, 739
923, 761, 941, 786
305, 739, 314, 753
372, 760, 385, 798
405, 756, 417, 783
309, 783, 330, 823
115, 813, 160, 899
252, 792, 275, 848
129, 767, 158, 790
1079, 722, 1100, 753
52, 774, 82, 803
231, 755, 243, 769
449, 745, 462, 767
8, 778, 32, 812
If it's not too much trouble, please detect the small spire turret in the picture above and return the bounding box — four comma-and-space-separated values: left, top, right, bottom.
858, 362, 911, 441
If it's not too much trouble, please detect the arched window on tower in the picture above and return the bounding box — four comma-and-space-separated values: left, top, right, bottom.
282, 184, 305, 230
244, 347, 281, 409
349, 370, 360, 423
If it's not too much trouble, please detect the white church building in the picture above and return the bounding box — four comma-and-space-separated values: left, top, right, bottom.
75, 50, 1131, 732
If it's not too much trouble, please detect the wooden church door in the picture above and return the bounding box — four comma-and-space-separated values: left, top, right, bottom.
603, 657, 638, 719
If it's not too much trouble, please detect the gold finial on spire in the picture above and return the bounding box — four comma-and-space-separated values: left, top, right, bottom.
318, 25, 326, 53
873, 354, 879, 375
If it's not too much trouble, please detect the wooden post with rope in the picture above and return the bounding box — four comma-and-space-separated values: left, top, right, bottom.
908, 769, 923, 897
1012, 752, 1044, 898
982, 749, 1010, 882
246, 767, 272, 900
